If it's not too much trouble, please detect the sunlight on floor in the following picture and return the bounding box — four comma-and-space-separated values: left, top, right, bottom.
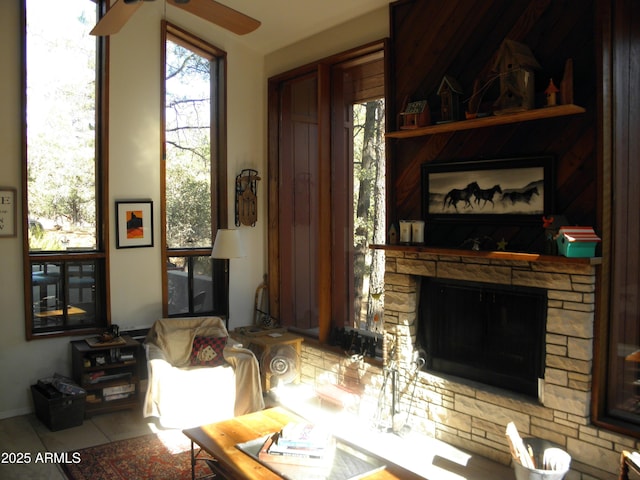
268, 383, 494, 480
142, 416, 194, 455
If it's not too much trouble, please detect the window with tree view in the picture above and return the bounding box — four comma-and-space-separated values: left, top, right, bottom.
352, 100, 385, 334
24, 0, 107, 338
272, 47, 385, 340
162, 24, 225, 317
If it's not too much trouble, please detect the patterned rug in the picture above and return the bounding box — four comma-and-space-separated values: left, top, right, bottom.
61, 430, 214, 480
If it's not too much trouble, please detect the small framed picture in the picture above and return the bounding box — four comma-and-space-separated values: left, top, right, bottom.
115, 200, 154, 248
0, 187, 17, 238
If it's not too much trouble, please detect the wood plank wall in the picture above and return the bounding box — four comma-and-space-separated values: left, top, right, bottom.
387, 0, 597, 253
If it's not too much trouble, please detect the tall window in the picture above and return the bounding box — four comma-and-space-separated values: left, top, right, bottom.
23, 0, 107, 339
162, 23, 226, 317
269, 44, 386, 341
333, 54, 386, 335
352, 100, 385, 332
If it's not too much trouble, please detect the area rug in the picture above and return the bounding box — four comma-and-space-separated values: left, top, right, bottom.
61, 430, 214, 480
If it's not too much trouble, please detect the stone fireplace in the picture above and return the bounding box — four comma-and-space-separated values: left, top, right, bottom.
378, 246, 602, 467
300, 246, 636, 476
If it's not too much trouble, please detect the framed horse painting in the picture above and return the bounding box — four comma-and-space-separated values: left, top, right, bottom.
421, 156, 554, 222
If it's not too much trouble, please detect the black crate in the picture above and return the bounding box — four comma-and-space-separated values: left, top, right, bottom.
31, 384, 86, 431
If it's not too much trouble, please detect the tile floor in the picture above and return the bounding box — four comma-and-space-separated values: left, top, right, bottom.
0, 385, 515, 480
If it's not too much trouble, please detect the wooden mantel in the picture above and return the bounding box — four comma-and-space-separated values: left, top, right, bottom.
385, 104, 586, 139
370, 244, 602, 265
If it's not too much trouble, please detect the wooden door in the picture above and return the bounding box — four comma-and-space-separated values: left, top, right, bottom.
277, 74, 319, 330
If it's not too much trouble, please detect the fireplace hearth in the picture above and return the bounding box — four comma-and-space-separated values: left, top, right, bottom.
417, 278, 547, 397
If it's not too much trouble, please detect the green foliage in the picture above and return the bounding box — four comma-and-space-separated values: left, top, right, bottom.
165, 39, 214, 249
166, 162, 212, 248
26, 1, 97, 250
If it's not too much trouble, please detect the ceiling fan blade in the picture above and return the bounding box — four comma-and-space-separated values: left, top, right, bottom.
167, 0, 261, 35
90, 0, 144, 36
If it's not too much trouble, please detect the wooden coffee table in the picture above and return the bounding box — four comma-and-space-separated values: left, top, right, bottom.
183, 406, 424, 480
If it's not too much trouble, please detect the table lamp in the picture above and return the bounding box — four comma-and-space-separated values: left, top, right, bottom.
211, 229, 246, 329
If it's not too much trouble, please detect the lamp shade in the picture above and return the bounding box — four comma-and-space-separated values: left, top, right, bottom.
210, 229, 246, 259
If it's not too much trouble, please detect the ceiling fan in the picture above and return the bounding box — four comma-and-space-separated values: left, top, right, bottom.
90, 0, 261, 36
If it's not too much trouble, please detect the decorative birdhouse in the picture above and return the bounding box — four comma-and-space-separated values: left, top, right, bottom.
399, 100, 430, 129
492, 39, 541, 114
437, 75, 464, 122
545, 79, 560, 106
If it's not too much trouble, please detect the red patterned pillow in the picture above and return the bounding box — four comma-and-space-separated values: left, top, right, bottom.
189, 336, 227, 367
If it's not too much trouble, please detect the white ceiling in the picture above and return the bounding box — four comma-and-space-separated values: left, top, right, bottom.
215, 0, 391, 54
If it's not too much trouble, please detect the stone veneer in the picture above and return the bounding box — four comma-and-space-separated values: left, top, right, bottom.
299, 249, 640, 479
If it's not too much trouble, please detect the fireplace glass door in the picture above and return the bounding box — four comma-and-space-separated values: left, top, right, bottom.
420, 279, 546, 397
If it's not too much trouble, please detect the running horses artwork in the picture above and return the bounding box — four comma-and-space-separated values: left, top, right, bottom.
422, 156, 552, 217
502, 186, 539, 205
443, 182, 479, 210
474, 184, 503, 208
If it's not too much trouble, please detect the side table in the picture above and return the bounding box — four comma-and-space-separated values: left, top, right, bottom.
232, 330, 304, 392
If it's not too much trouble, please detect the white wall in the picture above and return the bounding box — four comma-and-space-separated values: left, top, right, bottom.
0, 1, 265, 419
0, 1, 387, 419
265, 7, 388, 76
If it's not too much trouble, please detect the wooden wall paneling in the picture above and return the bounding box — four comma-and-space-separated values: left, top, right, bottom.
388, 0, 597, 253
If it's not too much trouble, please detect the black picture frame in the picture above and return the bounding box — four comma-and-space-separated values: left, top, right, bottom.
421, 156, 554, 224
115, 200, 154, 248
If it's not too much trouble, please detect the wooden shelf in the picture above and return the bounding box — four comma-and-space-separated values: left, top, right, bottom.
370, 243, 601, 265
386, 104, 586, 139
71, 335, 141, 417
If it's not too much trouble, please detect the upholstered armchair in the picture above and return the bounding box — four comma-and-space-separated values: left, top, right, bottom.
143, 316, 264, 428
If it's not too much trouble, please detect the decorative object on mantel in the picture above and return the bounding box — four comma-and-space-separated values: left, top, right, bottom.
437, 75, 464, 123
411, 220, 425, 244
388, 223, 398, 245
397, 220, 424, 245
556, 226, 601, 258
560, 58, 574, 105
465, 78, 489, 119
545, 79, 560, 106
399, 99, 430, 129
492, 39, 541, 115
235, 168, 260, 227
497, 238, 508, 251
460, 236, 497, 251
399, 220, 412, 243
542, 215, 568, 255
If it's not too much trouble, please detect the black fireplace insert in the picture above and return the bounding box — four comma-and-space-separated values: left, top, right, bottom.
418, 278, 547, 397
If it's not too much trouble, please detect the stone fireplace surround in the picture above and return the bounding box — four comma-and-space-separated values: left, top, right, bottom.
299, 247, 639, 478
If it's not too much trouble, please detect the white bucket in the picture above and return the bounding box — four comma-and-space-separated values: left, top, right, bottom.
513, 438, 571, 480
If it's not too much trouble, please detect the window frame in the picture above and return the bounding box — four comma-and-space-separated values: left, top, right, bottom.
160, 22, 228, 319
267, 40, 388, 342
21, 0, 110, 340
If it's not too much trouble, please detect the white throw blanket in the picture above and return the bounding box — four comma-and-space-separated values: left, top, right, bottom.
144, 317, 264, 421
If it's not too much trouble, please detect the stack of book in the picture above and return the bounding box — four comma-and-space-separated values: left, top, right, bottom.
259, 422, 334, 467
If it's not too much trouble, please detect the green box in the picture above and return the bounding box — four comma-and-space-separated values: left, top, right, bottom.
556, 236, 597, 258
